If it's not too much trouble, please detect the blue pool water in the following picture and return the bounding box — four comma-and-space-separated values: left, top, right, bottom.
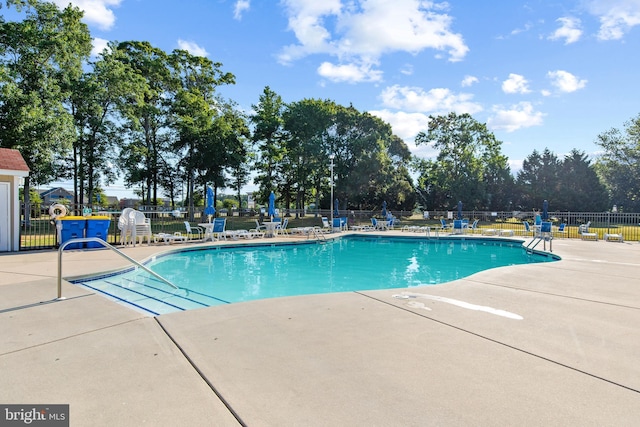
73, 236, 558, 315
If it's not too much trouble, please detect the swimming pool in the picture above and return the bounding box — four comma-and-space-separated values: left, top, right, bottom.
73, 236, 558, 315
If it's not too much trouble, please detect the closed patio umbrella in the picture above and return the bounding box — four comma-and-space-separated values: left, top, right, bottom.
268, 191, 276, 220
334, 198, 339, 217
204, 186, 215, 221
542, 199, 549, 220
382, 201, 387, 217
457, 201, 463, 220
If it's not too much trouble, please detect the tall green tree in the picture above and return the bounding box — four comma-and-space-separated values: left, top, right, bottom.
414, 113, 511, 211
332, 106, 414, 210
68, 46, 144, 207
515, 148, 561, 211
168, 49, 235, 218
198, 99, 249, 208
221, 102, 251, 210
250, 86, 286, 205
283, 98, 335, 215
0, 0, 91, 214
156, 151, 184, 208
277, 100, 415, 213
559, 149, 608, 211
115, 41, 173, 206
516, 148, 608, 212
595, 113, 640, 211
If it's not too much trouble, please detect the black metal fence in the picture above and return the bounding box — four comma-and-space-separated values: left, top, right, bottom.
18, 203, 640, 250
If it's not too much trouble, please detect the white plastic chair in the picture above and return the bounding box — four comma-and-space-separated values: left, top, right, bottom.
276, 218, 290, 235
184, 222, 204, 241
468, 219, 479, 234
118, 208, 135, 245
129, 210, 152, 246
254, 219, 266, 232
320, 217, 332, 233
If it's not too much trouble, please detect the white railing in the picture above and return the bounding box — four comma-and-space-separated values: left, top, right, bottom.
56, 237, 178, 300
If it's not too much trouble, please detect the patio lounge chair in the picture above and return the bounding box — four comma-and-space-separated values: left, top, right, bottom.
246, 227, 266, 238
220, 229, 248, 240
578, 221, 591, 234
604, 232, 623, 242
579, 221, 598, 241
350, 222, 373, 231
153, 232, 187, 244
184, 221, 204, 241
290, 226, 317, 236
481, 227, 498, 236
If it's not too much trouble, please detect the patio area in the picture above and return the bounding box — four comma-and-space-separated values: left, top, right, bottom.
1, 233, 639, 426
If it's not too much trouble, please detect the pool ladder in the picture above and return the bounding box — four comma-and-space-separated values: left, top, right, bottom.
308, 228, 327, 242
56, 237, 179, 300
525, 234, 553, 253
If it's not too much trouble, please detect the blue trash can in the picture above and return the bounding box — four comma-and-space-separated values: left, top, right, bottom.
57, 217, 86, 249
86, 216, 111, 248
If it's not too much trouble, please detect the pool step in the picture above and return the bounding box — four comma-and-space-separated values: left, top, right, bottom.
73, 273, 228, 315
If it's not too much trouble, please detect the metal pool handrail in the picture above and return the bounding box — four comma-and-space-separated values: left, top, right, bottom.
57, 237, 178, 300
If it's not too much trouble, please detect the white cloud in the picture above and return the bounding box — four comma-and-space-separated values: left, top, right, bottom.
461, 75, 478, 87
318, 61, 382, 83
510, 22, 533, 36
277, 0, 342, 64
379, 85, 483, 115
52, 0, 122, 31
501, 73, 531, 94
278, 0, 469, 83
234, 0, 250, 20
547, 70, 587, 93
548, 17, 583, 44
487, 102, 545, 132
177, 39, 209, 57
587, 0, 640, 40
91, 38, 110, 57
400, 64, 414, 75
369, 109, 434, 157
369, 109, 429, 140
508, 159, 523, 175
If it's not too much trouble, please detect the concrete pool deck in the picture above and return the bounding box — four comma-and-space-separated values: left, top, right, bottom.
1, 233, 639, 426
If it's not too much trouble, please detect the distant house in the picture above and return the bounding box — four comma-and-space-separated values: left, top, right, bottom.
105, 196, 119, 208
119, 198, 140, 209
40, 187, 74, 206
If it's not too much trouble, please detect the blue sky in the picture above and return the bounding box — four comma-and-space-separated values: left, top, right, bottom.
40, 0, 640, 196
